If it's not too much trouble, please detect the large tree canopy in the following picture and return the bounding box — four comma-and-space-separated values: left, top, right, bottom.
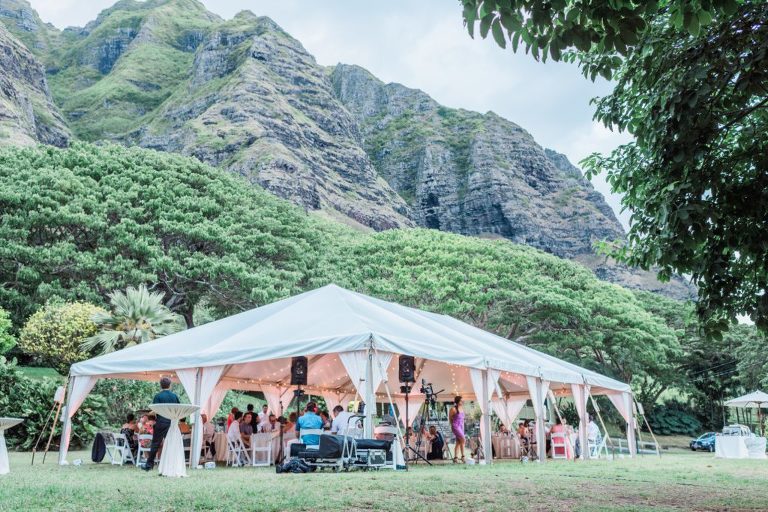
461, 0, 768, 335
0, 142, 324, 327
321, 228, 680, 397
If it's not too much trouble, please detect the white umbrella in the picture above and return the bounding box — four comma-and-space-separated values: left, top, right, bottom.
725, 391, 768, 436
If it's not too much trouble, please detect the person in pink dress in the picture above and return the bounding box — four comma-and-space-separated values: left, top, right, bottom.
449, 395, 466, 463
549, 417, 573, 459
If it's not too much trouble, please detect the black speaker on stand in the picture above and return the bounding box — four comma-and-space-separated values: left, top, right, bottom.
291, 356, 308, 426
398, 355, 427, 467
399, 355, 415, 384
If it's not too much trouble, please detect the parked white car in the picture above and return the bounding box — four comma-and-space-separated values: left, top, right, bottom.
721, 424, 752, 436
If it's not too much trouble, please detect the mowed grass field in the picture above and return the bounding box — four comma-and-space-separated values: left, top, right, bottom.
1, 450, 767, 511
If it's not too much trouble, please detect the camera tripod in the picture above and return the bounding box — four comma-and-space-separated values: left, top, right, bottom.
405, 380, 452, 465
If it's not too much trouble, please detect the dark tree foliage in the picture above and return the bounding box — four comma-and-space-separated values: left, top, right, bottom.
461, 1, 768, 335
0, 143, 323, 327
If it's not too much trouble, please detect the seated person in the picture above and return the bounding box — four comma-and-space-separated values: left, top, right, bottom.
140, 414, 156, 440
240, 412, 254, 448
331, 405, 354, 435
423, 426, 445, 460
319, 410, 331, 429
120, 413, 139, 454
498, 422, 510, 435
227, 410, 243, 446
227, 407, 239, 430
178, 417, 191, 435
296, 402, 324, 446
283, 412, 297, 434
200, 413, 216, 459
260, 413, 279, 433
518, 420, 530, 441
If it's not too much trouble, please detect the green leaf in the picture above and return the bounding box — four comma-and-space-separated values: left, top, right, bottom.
480, 13, 494, 39
491, 19, 507, 48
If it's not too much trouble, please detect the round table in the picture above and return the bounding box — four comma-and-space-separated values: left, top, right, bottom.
0, 418, 23, 475
149, 404, 199, 477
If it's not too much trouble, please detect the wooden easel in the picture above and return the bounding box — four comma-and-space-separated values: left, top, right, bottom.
31, 384, 66, 465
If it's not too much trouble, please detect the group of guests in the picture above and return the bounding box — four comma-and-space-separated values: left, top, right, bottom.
225, 404, 281, 449
225, 401, 357, 450
504, 415, 601, 458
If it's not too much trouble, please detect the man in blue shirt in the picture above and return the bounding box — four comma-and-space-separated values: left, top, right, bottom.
141, 376, 180, 471
296, 402, 324, 446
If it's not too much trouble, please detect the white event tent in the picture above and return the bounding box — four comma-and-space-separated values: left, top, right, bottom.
59, 284, 637, 467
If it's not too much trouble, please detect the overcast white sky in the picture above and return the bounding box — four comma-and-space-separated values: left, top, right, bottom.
29, 0, 632, 227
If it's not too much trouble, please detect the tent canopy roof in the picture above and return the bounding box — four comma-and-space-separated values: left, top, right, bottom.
70, 284, 629, 393
725, 390, 768, 408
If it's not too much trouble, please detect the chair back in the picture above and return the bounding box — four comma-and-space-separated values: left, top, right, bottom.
551, 433, 568, 459
299, 428, 324, 446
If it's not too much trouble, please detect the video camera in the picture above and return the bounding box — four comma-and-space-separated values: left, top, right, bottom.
420, 379, 438, 405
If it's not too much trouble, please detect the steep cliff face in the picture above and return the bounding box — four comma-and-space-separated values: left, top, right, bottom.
0, 0, 60, 62
330, 64, 624, 258
130, 12, 411, 229
330, 64, 694, 299
44, 0, 221, 140
0, 24, 69, 147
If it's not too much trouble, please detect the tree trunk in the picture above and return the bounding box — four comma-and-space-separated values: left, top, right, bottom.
182, 308, 194, 329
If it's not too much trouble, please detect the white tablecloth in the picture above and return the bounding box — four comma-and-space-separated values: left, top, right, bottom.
150, 404, 199, 477
0, 418, 23, 475
715, 436, 767, 459
492, 435, 519, 459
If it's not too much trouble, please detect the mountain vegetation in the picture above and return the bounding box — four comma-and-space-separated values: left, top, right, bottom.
0, 0, 693, 299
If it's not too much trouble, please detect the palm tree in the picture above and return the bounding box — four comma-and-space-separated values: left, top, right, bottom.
81, 285, 184, 354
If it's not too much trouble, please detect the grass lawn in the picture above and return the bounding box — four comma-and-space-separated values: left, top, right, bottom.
1, 451, 767, 511
18, 366, 64, 382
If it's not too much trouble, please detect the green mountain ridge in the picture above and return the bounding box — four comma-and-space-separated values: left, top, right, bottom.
0, 0, 694, 300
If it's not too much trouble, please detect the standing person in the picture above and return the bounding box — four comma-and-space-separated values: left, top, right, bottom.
449, 396, 466, 463
258, 404, 269, 424
141, 376, 180, 471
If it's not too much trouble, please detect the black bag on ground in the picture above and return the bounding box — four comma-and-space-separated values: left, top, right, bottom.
276, 458, 314, 474
91, 432, 106, 463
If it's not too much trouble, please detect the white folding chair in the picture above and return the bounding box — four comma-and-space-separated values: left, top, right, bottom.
298, 429, 324, 449
226, 436, 251, 467
107, 433, 135, 466
251, 433, 273, 467
551, 433, 568, 459
182, 434, 192, 466
588, 436, 605, 459
498, 436, 515, 458
346, 427, 364, 439
135, 434, 153, 467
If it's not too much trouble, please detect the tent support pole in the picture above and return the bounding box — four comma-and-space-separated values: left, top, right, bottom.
625, 393, 638, 458
534, 378, 547, 463
58, 377, 75, 465
190, 368, 203, 468
481, 370, 493, 465
364, 340, 374, 438
587, 389, 612, 459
